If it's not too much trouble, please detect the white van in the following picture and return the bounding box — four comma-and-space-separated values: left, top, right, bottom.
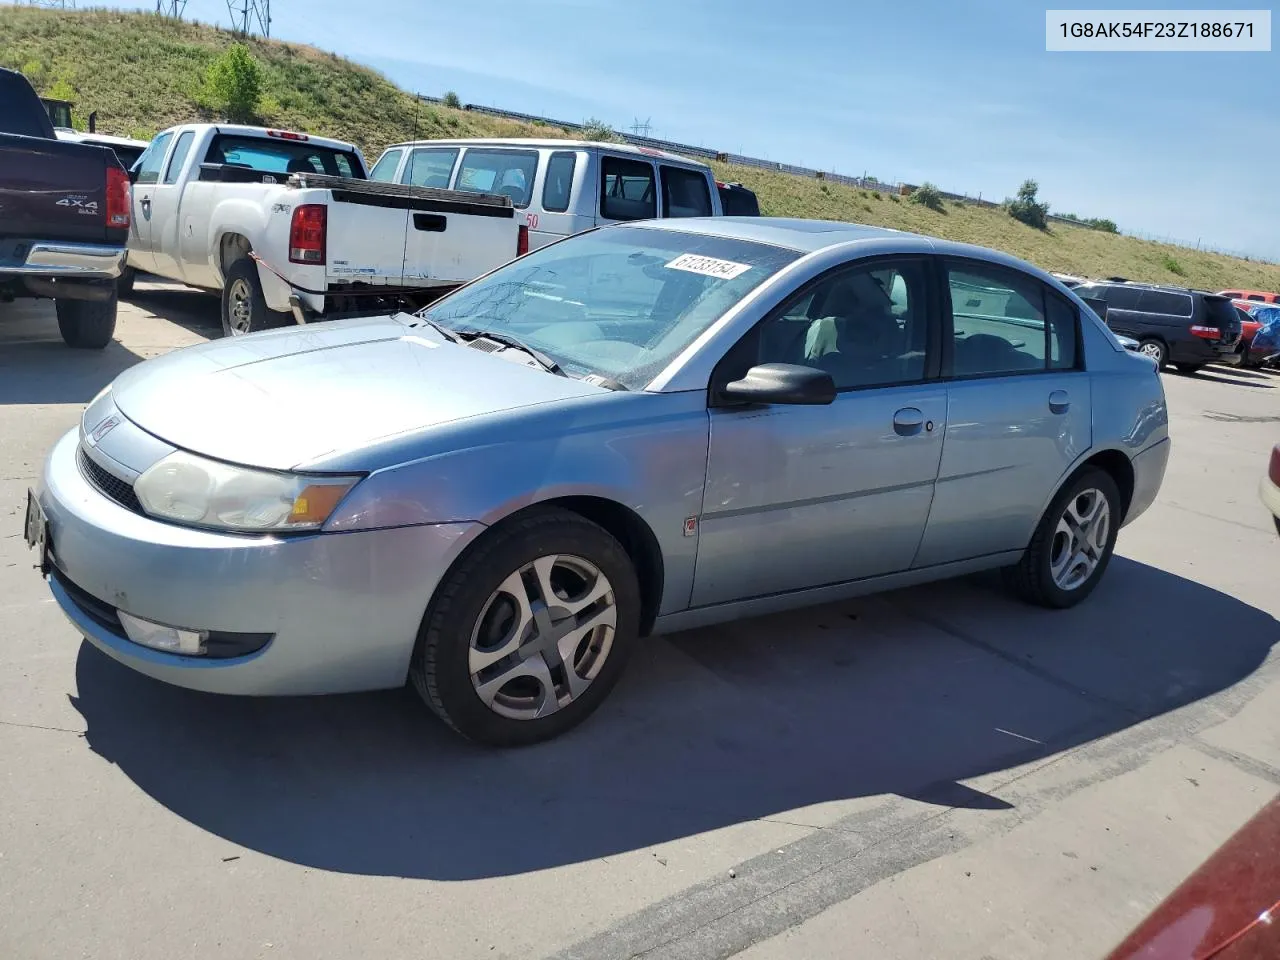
367, 138, 725, 250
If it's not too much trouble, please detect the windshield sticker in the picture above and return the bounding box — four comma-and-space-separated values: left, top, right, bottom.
664, 254, 752, 280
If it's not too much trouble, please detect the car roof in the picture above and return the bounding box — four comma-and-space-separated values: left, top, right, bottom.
384, 137, 710, 167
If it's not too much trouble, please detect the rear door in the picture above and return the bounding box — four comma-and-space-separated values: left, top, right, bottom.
914, 258, 1091, 567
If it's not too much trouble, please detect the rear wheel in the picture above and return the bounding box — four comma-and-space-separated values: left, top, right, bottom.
221, 257, 286, 337
409, 508, 641, 747
55, 291, 118, 349
1137, 338, 1167, 369
1004, 467, 1122, 609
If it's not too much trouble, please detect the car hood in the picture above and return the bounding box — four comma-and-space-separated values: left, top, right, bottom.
108, 314, 605, 470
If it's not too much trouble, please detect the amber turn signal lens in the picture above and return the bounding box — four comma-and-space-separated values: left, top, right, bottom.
288, 482, 354, 525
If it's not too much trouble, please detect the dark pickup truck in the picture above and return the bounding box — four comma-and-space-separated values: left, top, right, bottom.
1, 67, 130, 348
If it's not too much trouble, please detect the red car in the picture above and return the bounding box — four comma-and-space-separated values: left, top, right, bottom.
1232, 300, 1280, 366
1104, 792, 1280, 959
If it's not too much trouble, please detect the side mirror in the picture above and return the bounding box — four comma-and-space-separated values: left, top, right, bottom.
719, 363, 836, 406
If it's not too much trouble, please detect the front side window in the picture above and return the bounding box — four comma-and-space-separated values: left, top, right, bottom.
454, 149, 538, 206
600, 157, 656, 221
1105, 285, 1143, 310
134, 131, 174, 186
404, 148, 460, 189
542, 151, 577, 213
946, 261, 1053, 376
422, 227, 799, 390
661, 166, 713, 218
162, 131, 194, 185
744, 259, 932, 390
368, 149, 403, 182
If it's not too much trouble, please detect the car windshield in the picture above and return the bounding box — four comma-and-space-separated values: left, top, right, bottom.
421, 226, 801, 389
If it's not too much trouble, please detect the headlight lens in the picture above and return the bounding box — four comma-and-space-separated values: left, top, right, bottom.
134, 450, 360, 532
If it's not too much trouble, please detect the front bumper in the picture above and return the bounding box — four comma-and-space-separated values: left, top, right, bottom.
36, 428, 481, 695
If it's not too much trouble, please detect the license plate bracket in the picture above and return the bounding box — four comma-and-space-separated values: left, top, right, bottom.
24, 489, 50, 576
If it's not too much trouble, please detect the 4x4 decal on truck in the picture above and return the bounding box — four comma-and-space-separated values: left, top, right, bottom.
56, 196, 99, 216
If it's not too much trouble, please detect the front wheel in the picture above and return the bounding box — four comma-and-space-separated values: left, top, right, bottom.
1137, 338, 1167, 369
221, 257, 286, 337
410, 508, 641, 746
56, 291, 118, 349
1004, 467, 1122, 609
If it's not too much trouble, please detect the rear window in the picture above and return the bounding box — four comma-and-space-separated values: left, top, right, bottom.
454, 148, 538, 207
1137, 289, 1193, 317
1204, 297, 1243, 329
205, 135, 363, 179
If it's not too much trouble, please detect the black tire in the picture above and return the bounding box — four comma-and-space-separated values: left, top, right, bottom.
221, 257, 286, 338
410, 507, 641, 747
116, 265, 137, 298
55, 291, 118, 349
1137, 338, 1167, 369
1003, 466, 1122, 610
1174, 363, 1205, 374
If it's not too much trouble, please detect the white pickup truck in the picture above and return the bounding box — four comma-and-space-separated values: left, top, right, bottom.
123, 124, 525, 336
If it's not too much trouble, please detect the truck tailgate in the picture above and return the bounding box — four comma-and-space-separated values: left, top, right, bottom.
0, 133, 116, 244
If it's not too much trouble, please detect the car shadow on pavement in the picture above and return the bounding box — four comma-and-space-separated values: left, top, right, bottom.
125, 283, 222, 337
69, 556, 1276, 881
0, 336, 144, 406
1189, 368, 1275, 389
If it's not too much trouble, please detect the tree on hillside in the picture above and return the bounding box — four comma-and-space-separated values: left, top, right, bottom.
581, 117, 617, 142
1006, 178, 1050, 230
199, 43, 263, 123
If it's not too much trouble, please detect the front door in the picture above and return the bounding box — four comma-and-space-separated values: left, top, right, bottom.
691, 256, 946, 607
127, 130, 173, 274
914, 258, 1093, 567
146, 129, 195, 281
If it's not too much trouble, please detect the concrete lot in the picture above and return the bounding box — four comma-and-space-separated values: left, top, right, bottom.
1, 283, 1277, 960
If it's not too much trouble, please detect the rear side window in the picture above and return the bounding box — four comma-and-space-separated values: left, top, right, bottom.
1105, 285, 1143, 310
1047, 293, 1080, 369
163, 131, 194, 184
134, 131, 174, 186
1137, 290, 1193, 317
661, 166, 712, 218
1248, 294, 1266, 302
600, 156, 656, 221
368, 149, 403, 182
1204, 297, 1243, 329
404, 147, 459, 189
541, 151, 577, 213
455, 148, 539, 207
946, 261, 1049, 375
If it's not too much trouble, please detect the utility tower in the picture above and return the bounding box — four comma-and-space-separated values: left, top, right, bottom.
630, 117, 652, 137
155, 0, 188, 16
27, 0, 75, 8
226, 0, 271, 37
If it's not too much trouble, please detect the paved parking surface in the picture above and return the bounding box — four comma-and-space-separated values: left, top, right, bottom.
1, 283, 1277, 960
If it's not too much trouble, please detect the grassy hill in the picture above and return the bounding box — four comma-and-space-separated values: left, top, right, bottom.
4, 6, 1278, 293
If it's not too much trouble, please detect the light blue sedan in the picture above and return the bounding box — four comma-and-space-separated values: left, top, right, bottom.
26, 218, 1170, 745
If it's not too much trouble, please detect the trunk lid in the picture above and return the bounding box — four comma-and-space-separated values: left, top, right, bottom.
0, 133, 119, 244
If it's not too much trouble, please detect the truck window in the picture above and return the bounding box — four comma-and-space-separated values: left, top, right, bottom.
660, 166, 713, 218
135, 132, 174, 185
600, 156, 656, 221
163, 131, 195, 185
204, 135, 363, 179
454, 148, 539, 207
542, 151, 577, 213
369, 148, 403, 182
405, 147, 460, 189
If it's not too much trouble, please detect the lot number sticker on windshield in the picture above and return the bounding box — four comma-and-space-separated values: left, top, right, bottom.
664, 253, 752, 280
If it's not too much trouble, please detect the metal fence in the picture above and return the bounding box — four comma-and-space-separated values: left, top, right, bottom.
417, 95, 1276, 265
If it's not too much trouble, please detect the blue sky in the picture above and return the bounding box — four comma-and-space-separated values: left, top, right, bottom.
45, 0, 1280, 259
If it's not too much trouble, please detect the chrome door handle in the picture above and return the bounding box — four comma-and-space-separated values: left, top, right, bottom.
1049, 390, 1070, 414
893, 407, 925, 436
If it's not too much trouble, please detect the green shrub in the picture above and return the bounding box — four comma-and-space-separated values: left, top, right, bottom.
442, 90, 460, 109
581, 117, 617, 142
1006, 179, 1049, 230
889, 194, 900, 203
909, 181, 944, 211
199, 43, 263, 123
1161, 255, 1186, 276
871, 191, 881, 200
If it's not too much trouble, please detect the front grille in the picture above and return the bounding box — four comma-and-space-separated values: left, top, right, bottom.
77, 445, 144, 514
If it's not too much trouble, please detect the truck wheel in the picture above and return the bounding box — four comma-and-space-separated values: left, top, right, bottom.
56, 292, 118, 349
117, 266, 137, 298
221, 258, 285, 337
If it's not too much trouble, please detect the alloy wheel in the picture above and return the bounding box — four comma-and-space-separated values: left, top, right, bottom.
227, 278, 254, 335
1049, 488, 1111, 591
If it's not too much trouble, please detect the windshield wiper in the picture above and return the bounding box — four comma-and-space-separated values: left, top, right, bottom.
457, 329, 565, 376
402, 313, 462, 343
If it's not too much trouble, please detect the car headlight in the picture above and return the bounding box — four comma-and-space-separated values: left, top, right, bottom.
134, 450, 361, 532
